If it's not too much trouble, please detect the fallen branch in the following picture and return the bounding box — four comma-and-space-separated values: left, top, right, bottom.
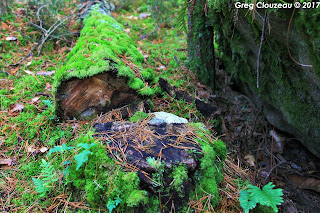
256, 11, 267, 89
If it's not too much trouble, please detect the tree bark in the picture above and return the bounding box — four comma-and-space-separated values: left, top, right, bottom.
187, 0, 215, 90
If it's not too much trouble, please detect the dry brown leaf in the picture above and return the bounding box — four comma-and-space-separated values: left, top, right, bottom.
45, 82, 52, 91
0, 159, 13, 166
127, 15, 138, 20
1, 22, 9, 29
27, 145, 37, 153
125, 28, 131, 34
30, 96, 41, 104
36, 71, 55, 76
11, 103, 24, 112
244, 154, 255, 167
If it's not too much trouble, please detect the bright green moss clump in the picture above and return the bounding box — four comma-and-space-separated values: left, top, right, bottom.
189, 123, 226, 208
67, 141, 149, 210
53, 9, 158, 114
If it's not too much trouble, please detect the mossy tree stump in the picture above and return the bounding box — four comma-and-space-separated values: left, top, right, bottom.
187, 0, 215, 89
53, 10, 157, 120
188, 1, 320, 157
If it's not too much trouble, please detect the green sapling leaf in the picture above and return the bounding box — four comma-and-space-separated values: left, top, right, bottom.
74, 150, 92, 170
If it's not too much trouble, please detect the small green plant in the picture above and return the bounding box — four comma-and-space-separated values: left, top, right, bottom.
47, 144, 75, 156
146, 156, 160, 168
171, 164, 188, 194
239, 182, 284, 213
32, 159, 58, 198
74, 143, 96, 170
129, 111, 149, 122
107, 197, 122, 213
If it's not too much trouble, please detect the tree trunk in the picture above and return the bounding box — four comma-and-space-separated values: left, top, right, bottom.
187, 0, 215, 90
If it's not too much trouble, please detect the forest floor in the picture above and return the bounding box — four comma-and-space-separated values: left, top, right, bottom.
1, 1, 320, 212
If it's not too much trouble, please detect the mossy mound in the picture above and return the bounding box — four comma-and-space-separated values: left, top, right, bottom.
91, 121, 226, 212
53, 10, 159, 120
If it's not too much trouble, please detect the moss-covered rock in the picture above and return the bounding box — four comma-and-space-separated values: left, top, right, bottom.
189, 1, 320, 156
53, 9, 158, 120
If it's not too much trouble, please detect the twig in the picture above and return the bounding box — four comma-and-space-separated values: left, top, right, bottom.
256, 11, 267, 89
37, 5, 45, 31
37, 13, 79, 56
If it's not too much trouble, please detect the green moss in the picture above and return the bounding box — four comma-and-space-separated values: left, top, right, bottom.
188, 123, 226, 208
67, 141, 148, 210
141, 68, 155, 81
138, 86, 155, 96
129, 111, 149, 122
171, 164, 188, 194
128, 77, 145, 90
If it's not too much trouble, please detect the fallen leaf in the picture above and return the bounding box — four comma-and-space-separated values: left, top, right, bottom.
45, 82, 52, 91
125, 28, 131, 34
157, 65, 166, 70
143, 54, 149, 59
30, 96, 40, 104
25, 61, 32, 67
139, 13, 151, 19
244, 154, 255, 167
39, 147, 48, 153
1, 22, 9, 29
11, 103, 24, 112
6, 36, 17, 41
0, 159, 13, 166
27, 145, 37, 153
58, 46, 71, 54
36, 71, 55, 76
24, 70, 34, 75
127, 15, 138, 20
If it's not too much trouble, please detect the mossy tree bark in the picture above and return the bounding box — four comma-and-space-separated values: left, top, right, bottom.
194, 1, 320, 157
187, 0, 215, 90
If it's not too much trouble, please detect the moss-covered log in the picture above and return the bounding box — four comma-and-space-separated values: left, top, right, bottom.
189, 1, 320, 157
53, 10, 158, 120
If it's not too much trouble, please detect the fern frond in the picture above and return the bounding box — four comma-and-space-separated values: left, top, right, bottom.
40, 159, 58, 184
249, 182, 284, 212
32, 178, 48, 198
176, 2, 188, 34
239, 190, 257, 213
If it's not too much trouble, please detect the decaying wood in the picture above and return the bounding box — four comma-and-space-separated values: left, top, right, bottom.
56, 72, 142, 120
94, 121, 204, 208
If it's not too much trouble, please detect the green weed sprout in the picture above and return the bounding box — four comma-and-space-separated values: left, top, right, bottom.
239, 182, 284, 213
